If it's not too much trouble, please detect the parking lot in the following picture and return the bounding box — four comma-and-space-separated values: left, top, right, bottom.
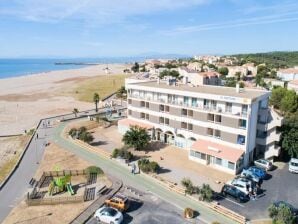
87, 186, 205, 224
216, 162, 298, 220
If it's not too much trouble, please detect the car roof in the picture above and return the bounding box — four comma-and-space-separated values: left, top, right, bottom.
112, 194, 128, 201
290, 158, 298, 162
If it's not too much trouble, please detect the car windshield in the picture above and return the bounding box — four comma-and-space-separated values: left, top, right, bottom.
291, 162, 298, 166
103, 207, 117, 216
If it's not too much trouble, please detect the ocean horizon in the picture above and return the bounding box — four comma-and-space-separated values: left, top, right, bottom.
0, 58, 136, 79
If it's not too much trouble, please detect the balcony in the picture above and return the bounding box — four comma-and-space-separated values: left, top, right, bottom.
257, 108, 284, 132
264, 145, 281, 159
256, 132, 281, 145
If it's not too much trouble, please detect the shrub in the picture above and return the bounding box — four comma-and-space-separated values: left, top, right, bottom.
181, 178, 200, 195
85, 166, 104, 176
138, 159, 160, 173
184, 208, 194, 219
112, 148, 134, 161
78, 126, 87, 136
199, 184, 213, 202
79, 131, 94, 143
68, 128, 77, 138
27, 128, 35, 136
268, 203, 296, 224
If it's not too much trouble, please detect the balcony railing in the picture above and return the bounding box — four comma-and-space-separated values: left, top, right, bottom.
128, 94, 248, 118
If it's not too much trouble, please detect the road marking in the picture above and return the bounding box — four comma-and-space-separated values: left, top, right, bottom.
216, 195, 245, 208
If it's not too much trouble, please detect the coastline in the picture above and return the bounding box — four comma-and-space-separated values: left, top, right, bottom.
0, 63, 130, 135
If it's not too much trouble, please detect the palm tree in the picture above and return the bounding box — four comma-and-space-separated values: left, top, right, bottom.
93, 93, 100, 112
122, 126, 150, 151
73, 108, 79, 118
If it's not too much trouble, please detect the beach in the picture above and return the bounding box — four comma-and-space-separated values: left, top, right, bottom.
0, 63, 130, 135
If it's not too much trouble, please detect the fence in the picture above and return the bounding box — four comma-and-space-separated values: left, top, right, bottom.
43, 169, 87, 177
26, 193, 84, 206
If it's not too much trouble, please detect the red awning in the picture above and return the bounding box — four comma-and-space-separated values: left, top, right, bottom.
192, 139, 243, 163
118, 118, 153, 130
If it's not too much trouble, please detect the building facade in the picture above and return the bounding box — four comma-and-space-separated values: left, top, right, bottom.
277, 68, 298, 81
118, 79, 283, 174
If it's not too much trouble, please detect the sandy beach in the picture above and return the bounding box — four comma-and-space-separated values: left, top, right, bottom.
0, 63, 129, 135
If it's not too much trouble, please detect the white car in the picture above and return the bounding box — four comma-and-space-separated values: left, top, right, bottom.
227, 177, 252, 195
254, 159, 273, 171
289, 158, 298, 173
94, 206, 123, 224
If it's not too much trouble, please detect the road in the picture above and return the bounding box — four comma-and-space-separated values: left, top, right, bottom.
0, 106, 124, 223
52, 120, 237, 224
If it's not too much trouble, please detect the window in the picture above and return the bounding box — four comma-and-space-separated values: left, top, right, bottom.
239, 119, 247, 128
140, 101, 145, 107
128, 99, 132, 104
159, 104, 165, 112
190, 150, 206, 160
159, 117, 164, 124
215, 157, 222, 165
228, 162, 235, 170
207, 128, 213, 136
165, 118, 169, 125
192, 98, 197, 107
207, 113, 214, 122
237, 135, 246, 144
188, 123, 193, 131
145, 102, 149, 108
165, 105, 169, 112
214, 130, 221, 138
128, 110, 132, 115
215, 115, 222, 123
182, 109, 187, 116
140, 113, 145, 119
184, 97, 189, 105
226, 102, 232, 112
181, 122, 187, 129
188, 110, 193, 117
242, 105, 248, 115
145, 114, 149, 120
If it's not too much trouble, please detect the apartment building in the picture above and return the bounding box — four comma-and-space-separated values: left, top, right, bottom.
118, 79, 283, 174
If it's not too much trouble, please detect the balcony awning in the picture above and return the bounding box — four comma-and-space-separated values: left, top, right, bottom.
191, 139, 244, 163
118, 118, 154, 130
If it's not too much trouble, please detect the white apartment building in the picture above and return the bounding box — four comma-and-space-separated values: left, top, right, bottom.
118, 79, 283, 174
277, 68, 298, 81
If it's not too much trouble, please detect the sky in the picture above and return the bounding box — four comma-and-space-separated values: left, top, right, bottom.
0, 0, 298, 58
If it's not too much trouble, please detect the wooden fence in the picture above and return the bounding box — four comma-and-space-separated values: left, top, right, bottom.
26, 193, 84, 206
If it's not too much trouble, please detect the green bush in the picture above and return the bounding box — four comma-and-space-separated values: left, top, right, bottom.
199, 184, 213, 202
112, 148, 134, 161
68, 128, 77, 138
79, 131, 94, 143
138, 159, 160, 173
85, 166, 104, 176
181, 178, 200, 195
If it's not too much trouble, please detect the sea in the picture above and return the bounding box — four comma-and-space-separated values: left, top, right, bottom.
0, 58, 136, 79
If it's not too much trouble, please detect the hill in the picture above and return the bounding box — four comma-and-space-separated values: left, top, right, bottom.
231, 51, 298, 68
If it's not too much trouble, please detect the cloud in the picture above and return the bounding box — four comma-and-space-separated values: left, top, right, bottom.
0, 0, 210, 24
161, 11, 298, 35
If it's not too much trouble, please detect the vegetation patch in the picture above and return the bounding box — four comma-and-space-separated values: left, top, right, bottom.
138, 159, 160, 174
68, 126, 94, 144
112, 147, 134, 161
181, 178, 213, 202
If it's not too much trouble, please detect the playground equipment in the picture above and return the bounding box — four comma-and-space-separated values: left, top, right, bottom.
48, 167, 75, 196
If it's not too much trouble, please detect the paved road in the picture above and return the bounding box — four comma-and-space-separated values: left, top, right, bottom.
0, 106, 125, 223
52, 121, 237, 224
218, 163, 298, 220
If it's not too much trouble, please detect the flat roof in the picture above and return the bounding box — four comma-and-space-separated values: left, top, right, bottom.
130, 81, 269, 100
192, 139, 244, 163
118, 118, 153, 129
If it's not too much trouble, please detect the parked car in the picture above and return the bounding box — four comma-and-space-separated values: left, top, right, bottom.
94, 206, 123, 224
254, 159, 273, 171
273, 201, 298, 216
242, 166, 266, 179
105, 194, 129, 212
221, 184, 250, 203
227, 177, 252, 195
289, 158, 298, 173
240, 169, 261, 183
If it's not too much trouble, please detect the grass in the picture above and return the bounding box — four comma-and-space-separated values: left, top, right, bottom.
0, 154, 20, 183
70, 74, 128, 102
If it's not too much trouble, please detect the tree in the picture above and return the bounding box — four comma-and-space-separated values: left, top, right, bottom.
122, 126, 150, 150
181, 178, 200, 195
270, 87, 287, 110
93, 93, 100, 112
268, 203, 296, 224
131, 62, 140, 73
72, 108, 79, 118
159, 70, 181, 80
116, 86, 127, 99
235, 72, 241, 81
282, 128, 298, 158
224, 77, 237, 87
218, 67, 229, 76
79, 131, 94, 143
280, 90, 298, 114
